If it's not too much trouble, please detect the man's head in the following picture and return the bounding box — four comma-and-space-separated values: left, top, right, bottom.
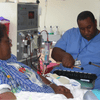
77, 11, 97, 41
0, 23, 12, 60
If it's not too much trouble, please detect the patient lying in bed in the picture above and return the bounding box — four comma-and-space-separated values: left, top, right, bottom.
15, 73, 87, 100
0, 23, 73, 99
0, 55, 73, 99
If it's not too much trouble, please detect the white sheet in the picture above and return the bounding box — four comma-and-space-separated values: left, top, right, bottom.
15, 73, 87, 100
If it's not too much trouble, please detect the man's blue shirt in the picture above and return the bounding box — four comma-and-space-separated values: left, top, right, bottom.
51, 27, 100, 89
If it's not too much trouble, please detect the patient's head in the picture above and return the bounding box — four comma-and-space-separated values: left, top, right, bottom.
0, 23, 12, 60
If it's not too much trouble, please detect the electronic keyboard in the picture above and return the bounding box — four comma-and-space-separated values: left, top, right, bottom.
53, 70, 97, 83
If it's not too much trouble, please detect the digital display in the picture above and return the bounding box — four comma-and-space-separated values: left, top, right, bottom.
28, 11, 34, 19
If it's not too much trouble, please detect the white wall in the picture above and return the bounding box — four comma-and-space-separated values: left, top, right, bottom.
39, 0, 100, 34
0, 0, 100, 34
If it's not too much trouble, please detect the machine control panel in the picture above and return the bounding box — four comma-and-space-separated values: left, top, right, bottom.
17, 4, 38, 30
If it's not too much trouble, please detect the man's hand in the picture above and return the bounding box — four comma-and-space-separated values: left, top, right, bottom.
51, 84, 73, 98
62, 53, 75, 68
51, 47, 75, 68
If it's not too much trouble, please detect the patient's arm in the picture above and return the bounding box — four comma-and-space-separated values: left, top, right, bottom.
0, 92, 16, 100
39, 75, 73, 98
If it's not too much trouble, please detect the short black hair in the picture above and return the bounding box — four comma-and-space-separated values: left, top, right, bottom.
0, 23, 7, 42
77, 11, 95, 23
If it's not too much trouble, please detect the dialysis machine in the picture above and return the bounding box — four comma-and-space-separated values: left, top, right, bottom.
0, 2, 40, 70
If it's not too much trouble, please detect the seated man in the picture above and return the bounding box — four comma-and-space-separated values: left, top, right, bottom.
51, 11, 100, 89
0, 23, 73, 99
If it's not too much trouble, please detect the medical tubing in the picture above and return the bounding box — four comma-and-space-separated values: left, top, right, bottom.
0, 67, 20, 92
44, 41, 50, 65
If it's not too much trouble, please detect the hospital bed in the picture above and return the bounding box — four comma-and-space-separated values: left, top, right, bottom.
14, 62, 100, 100
15, 73, 88, 100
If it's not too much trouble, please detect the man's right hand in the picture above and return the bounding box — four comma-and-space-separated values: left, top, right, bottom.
62, 53, 75, 68
51, 47, 75, 68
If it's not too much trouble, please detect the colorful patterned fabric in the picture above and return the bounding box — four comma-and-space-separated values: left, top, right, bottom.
0, 54, 54, 93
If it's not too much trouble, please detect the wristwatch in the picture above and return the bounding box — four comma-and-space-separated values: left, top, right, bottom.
47, 82, 54, 86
